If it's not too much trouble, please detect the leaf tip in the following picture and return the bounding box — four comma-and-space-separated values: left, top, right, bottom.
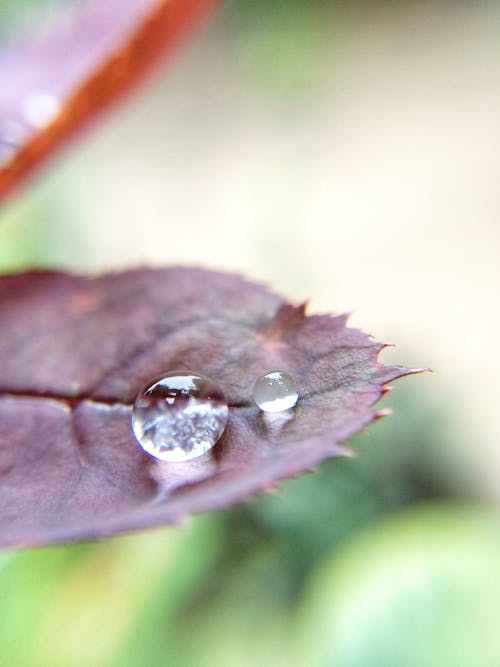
373, 408, 393, 420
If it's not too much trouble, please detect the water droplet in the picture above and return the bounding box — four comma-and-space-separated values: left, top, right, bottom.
132, 371, 228, 462
253, 371, 299, 413
1, 118, 28, 146
0, 119, 29, 162
23, 91, 60, 128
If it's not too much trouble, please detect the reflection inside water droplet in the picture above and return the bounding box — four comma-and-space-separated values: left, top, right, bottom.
132, 371, 228, 462
253, 370, 299, 412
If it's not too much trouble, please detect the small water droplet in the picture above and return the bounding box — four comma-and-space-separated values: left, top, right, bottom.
253, 371, 299, 412
1, 118, 28, 146
132, 371, 228, 462
0, 119, 29, 162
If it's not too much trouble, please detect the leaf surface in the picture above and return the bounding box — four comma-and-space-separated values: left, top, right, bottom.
0, 268, 414, 547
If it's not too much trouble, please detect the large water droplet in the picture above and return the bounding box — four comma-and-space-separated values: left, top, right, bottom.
253, 370, 299, 412
132, 371, 228, 462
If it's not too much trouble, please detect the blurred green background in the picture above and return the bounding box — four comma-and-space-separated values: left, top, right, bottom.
1, 0, 500, 665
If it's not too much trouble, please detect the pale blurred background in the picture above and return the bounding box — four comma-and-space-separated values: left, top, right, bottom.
1, 1, 500, 665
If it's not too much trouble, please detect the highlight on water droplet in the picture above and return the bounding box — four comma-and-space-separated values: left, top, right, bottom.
23, 91, 61, 128
131, 371, 228, 462
252, 370, 299, 413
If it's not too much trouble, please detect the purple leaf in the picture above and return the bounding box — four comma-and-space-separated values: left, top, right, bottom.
0, 268, 417, 547
0, 0, 217, 202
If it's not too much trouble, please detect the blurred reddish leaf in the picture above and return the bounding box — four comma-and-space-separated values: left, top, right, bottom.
0, 0, 216, 202
0, 267, 418, 547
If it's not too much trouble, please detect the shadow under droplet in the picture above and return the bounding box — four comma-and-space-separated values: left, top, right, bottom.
148, 455, 217, 505
259, 409, 296, 440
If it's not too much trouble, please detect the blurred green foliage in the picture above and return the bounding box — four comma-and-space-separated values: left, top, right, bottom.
0, 0, 67, 38
0, 170, 87, 273
221, 0, 335, 101
300, 504, 500, 667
